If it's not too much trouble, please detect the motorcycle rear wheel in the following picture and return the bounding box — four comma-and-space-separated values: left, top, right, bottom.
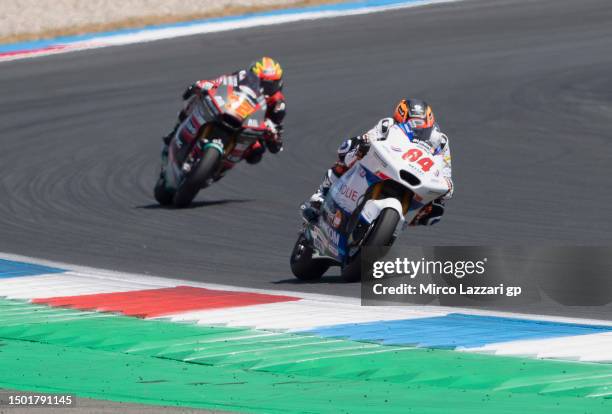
341, 208, 399, 282
173, 148, 221, 208
290, 233, 330, 281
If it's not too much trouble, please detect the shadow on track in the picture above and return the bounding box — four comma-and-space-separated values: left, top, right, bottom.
135, 199, 253, 210
274, 274, 358, 285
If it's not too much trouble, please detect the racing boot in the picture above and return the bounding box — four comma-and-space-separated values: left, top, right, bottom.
301, 190, 325, 223
301, 170, 335, 223
244, 140, 265, 165
410, 199, 445, 226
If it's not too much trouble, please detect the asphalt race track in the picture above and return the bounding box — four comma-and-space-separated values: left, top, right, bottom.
1, 0, 611, 317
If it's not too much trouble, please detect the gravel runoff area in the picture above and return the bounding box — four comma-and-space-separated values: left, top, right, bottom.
0, 0, 340, 42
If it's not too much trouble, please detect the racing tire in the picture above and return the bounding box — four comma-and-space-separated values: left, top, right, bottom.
154, 177, 174, 206
341, 208, 399, 282
290, 233, 330, 281
173, 148, 221, 208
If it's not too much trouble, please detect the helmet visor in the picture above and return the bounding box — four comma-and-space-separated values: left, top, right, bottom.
411, 125, 433, 141
261, 78, 282, 96
407, 118, 427, 129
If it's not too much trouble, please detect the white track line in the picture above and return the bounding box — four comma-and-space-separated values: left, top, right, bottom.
0, 1, 461, 62
2, 251, 611, 327
3, 251, 612, 363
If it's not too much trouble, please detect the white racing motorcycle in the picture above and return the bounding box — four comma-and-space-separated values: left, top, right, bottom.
290, 123, 451, 282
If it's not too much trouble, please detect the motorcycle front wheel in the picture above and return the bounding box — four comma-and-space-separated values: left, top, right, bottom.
341, 208, 399, 282
173, 148, 221, 208
290, 233, 330, 281
154, 176, 174, 206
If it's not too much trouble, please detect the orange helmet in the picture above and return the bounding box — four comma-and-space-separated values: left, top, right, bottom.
250, 56, 284, 96
393, 99, 435, 140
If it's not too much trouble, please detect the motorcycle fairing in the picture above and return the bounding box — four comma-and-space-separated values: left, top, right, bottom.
206, 83, 268, 135
307, 164, 384, 262
205, 84, 268, 163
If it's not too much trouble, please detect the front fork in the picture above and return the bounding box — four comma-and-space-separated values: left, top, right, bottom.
182, 140, 204, 174
181, 124, 223, 174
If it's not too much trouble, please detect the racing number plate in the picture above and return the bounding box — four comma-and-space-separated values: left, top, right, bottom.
402, 148, 434, 172
225, 94, 256, 119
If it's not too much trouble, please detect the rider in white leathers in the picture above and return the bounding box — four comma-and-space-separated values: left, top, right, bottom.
303, 99, 453, 226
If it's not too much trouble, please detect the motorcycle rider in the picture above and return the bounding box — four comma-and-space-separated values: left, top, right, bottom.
302, 98, 453, 226
161, 56, 285, 170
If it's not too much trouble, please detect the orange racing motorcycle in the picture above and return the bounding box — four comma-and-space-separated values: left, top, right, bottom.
154, 80, 271, 207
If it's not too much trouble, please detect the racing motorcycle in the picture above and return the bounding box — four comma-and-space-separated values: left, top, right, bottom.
290, 123, 451, 282
154, 81, 269, 207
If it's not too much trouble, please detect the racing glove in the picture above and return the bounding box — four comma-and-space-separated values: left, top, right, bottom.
182, 80, 216, 100
264, 120, 283, 154
182, 84, 198, 100
442, 177, 454, 200
267, 138, 283, 154
355, 135, 371, 158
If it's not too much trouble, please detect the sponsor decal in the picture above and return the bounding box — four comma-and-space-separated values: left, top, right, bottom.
361, 207, 374, 223
331, 210, 343, 229
359, 166, 366, 177
375, 170, 391, 180
327, 241, 339, 257
225, 92, 256, 119
313, 235, 325, 254
239, 85, 257, 99
339, 183, 359, 202
416, 141, 434, 153
185, 120, 197, 135
320, 221, 340, 246
194, 108, 206, 124
396, 101, 408, 119
410, 104, 425, 116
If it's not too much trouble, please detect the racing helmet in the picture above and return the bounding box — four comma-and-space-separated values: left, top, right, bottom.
250, 56, 284, 96
393, 99, 435, 141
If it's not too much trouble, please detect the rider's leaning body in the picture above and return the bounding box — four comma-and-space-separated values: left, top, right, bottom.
161, 57, 285, 168
303, 98, 453, 226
